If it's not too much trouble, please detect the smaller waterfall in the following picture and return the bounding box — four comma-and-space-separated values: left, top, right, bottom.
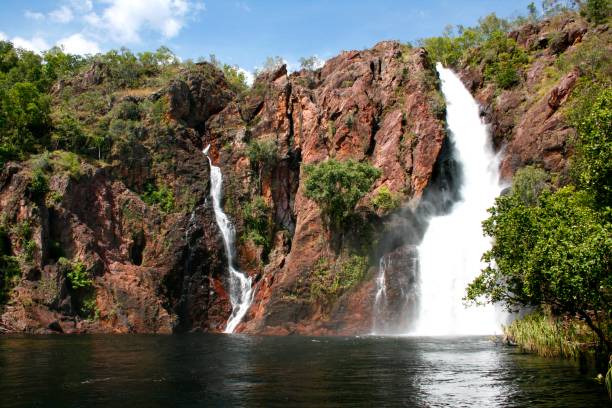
372, 256, 389, 334
204, 147, 254, 334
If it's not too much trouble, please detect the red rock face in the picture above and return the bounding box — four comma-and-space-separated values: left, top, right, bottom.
2, 43, 448, 336
205, 41, 447, 335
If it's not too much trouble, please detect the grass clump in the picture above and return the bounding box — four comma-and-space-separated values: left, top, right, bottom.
504, 310, 603, 359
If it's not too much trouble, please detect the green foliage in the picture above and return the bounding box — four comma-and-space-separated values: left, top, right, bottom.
246, 139, 278, 170
542, 0, 577, 17
81, 294, 100, 320
207, 54, 250, 94
222, 65, 249, 95
246, 139, 279, 191
142, 183, 175, 213
303, 159, 381, 229
419, 14, 511, 68
480, 31, 529, 89
569, 88, 612, 208
51, 151, 82, 179
241, 196, 273, 251
0, 225, 20, 305
467, 185, 611, 347
28, 168, 49, 200
260, 56, 284, 73
505, 309, 603, 359
310, 255, 369, 303
512, 165, 550, 206
371, 186, 401, 213
0, 81, 51, 163
60, 257, 93, 290
580, 0, 611, 24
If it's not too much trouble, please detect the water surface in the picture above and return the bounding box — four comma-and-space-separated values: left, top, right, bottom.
0, 335, 606, 407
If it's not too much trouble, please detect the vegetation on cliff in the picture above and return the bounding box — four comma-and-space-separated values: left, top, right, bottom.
303, 159, 381, 230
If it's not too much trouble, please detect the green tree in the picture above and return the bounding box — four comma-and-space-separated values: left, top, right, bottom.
570, 88, 612, 207
0, 82, 51, 163
528, 2, 539, 20
466, 185, 611, 350
303, 159, 381, 229
580, 0, 611, 24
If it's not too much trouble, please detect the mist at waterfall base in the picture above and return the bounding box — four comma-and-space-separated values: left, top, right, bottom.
373, 64, 506, 336
204, 148, 254, 334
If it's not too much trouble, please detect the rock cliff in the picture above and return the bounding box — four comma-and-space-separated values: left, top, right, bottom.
1, 13, 600, 334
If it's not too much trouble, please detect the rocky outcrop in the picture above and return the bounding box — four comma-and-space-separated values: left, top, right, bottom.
1, 64, 235, 334
459, 15, 596, 182
204, 41, 447, 335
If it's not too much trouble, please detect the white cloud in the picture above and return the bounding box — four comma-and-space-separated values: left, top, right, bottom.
11, 36, 51, 53
49, 5, 74, 23
0, 32, 7, 41
69, 0, 93, 13
25, 10, 45, 20
235, 2, 251, 12
86, 0, 205, 43
57, 33, 101, 55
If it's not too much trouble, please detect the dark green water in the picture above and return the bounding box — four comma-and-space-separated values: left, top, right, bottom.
0, 334, 607, 407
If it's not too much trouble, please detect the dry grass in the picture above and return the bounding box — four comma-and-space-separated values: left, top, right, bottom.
114, 87, 159, 99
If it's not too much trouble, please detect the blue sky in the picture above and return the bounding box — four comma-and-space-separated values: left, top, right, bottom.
0, 0, 538, 75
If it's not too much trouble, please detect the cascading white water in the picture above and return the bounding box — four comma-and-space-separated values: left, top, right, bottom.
204, 147, 254, 334
372, 255, 389, 334
412, 63, 503, 336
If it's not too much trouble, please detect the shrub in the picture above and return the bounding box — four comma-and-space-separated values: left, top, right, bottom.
28, 168, 49, 200
81, 294, 100, 320
481, 33, 528, 89
52, 151, 82, 180
142, 183, 175, 213
511, 165, 550, 206
60, 257, 93, 290
580, 0, 611, 24
0, 226, 20, 305
221, 64, 249, 95
299, 56, 322, 71
246, 139, 279, 189
113, 100, 141, 121
303, 159, 381, 229
371, 186, 401, 213
241, 196, 272, 251
310, 255, 369, 303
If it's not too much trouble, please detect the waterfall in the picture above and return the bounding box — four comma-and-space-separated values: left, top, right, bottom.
372, 255, 389, 334
412, 63, 503, 335
204, 147, 254, 334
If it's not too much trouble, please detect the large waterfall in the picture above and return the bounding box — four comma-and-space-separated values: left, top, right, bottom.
412, 64, 503, 335
204, 147, 254, 334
